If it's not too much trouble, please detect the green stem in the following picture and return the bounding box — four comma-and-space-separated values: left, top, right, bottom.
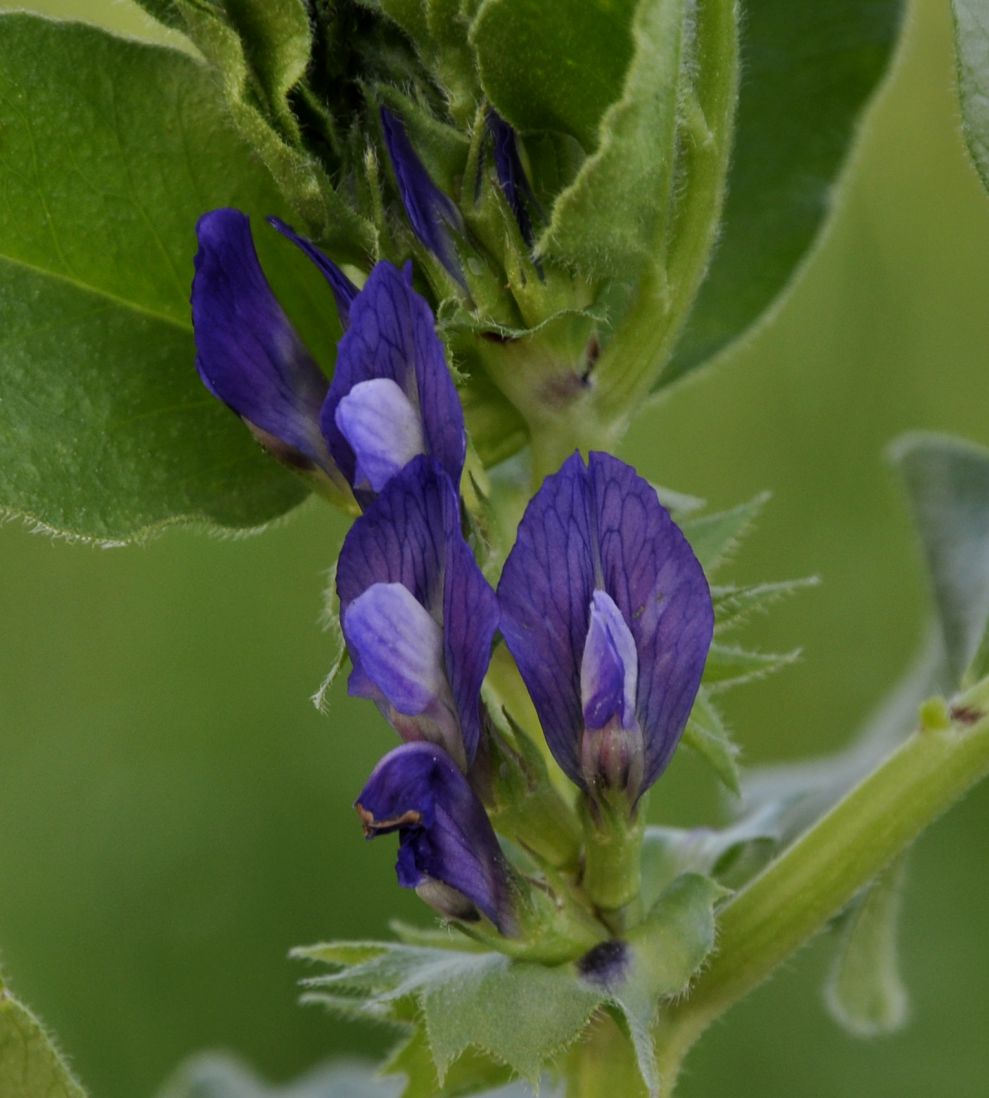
655, 690, 989, 1090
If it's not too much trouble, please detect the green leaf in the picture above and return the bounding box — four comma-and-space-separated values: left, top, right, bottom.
0, 16, 331, 542
537, 0, 687, 281
702, 643, 800, 693
712, 576, 820, 635
680, 492, 771, 574
145, 0, 370, 250
952, 0, 989, 191
891, 433, 989, 683
296, 942, 604, 1083
312, 559, 349, 713
824, 856, 910, 1038
682, 688, 741, 794
382, 1028, 516, 1098
601, 875, 726, 1095
664, 0, 905, 383
156, 1051, 399, 1097
471, 0, 636, 150
641, 807, 782, 910
0, 978, 87, 1098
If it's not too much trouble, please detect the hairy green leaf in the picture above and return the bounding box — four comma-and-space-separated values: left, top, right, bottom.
665, 0, 905, 383
702, 643, 800, 693
596, 875, 726, 1095
0, 979, 87, 1098
537, 0, 687, 280
891, 433, 989, 683
952, 0, 989, 191
471, 0, 636, 150
0, 16, 329, 541
382, 1028, 517, 1098
681, 492, 771, 574
824, 857, 910, 1038
683, 688, 741, 794
712, 576, 820, 635
296, 942, 604, 1083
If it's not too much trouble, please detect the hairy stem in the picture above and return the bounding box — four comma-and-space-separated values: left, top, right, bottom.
654, 686, 989, 1090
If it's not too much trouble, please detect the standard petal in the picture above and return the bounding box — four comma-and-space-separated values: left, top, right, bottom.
587, 452, 713, 789
380, 108, 466, 287
335, 378, 426, 493
343, 583, 445, 714
191, 208, 332, 471
356, 742, 514, 930
266, 216, 359, 327
498, 453, 596, 786
581, 590, 638, 731
321, 260, 466, 494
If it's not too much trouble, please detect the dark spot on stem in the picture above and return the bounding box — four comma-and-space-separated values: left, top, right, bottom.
949, 704, 985, 727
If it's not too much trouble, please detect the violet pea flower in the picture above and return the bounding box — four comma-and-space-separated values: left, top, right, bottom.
191, 209, 464, 500
380, 108, 467, 290
337, 457, 498, 772
498, 452, 714, 805
356, 741, 515, 931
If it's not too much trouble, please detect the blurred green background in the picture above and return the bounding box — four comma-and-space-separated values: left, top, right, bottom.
2, 0, 989, 1095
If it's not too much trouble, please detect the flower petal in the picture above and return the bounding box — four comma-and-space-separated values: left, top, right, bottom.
266, 215, 359, 327
499, 452, 713, 795
343, 583, 446, 714
337, 458, 497, 763
192, 208, 332, 471
498, 453, 596, 786
335, 378, 426, 493
581, 590, 637, 731
321, 260, 466, 494
356, 742, 514, 930
587, 452, 713, 789
380, 108, 466, 287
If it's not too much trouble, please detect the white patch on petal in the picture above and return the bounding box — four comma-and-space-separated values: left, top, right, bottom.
335, 378, 425, 492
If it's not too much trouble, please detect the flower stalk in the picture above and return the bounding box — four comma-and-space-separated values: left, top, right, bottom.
653, 682, 989, 1092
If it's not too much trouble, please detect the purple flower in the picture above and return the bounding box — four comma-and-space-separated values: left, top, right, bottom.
487, 111, 539, 248
356, 742, 515, 931
322, 261, 466, 498
192, 209, 463, 500
337, 457, 498, 771
498, 452, 713, 803
191, 208, 346, 479
380, 108, 467, 289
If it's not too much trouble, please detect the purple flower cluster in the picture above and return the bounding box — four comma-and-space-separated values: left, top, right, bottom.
191, 118, 713, 934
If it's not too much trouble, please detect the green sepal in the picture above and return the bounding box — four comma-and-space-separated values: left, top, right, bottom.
891, 432, 989, 684
682, 688, 741, 795
294, 942, 605, 1084
0, 977, 87, 1098
0, 16, 340, 542
680, 492, 771, 574
824, 856, 910, 1038
952, 0, 989, 193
